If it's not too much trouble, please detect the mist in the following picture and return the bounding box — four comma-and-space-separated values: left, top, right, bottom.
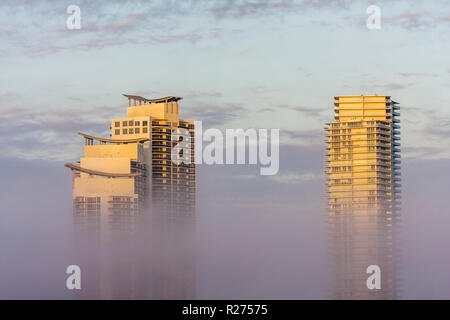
1, 146, 450, 299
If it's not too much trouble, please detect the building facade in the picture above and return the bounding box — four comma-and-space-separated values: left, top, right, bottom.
325, 95, 401, 299
65, 94, 196, 299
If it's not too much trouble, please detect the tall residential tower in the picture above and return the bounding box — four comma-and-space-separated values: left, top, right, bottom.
65, 94, 196, 299
66, 94, 196, 221
325, 95, 401, 299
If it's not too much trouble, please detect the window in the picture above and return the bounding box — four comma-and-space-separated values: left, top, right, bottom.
123, 121, 127, 126
115, 121, 120, 127
123, 129, 128, 134
143, 127, 148, 133
143, 121, 148, 126
115, 129, 120, 135
129, 128, 134, 134
129, 120, 133, 126
135, 121, 140, 126
135, 128, 140, 134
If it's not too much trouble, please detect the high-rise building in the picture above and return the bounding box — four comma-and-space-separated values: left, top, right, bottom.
66, 94, 195, 220
65, 94, 196, 299
66, 138, 147, 227
325, 95, 401, 299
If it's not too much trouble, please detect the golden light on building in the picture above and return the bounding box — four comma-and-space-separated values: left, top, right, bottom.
64, 94, 196, 299
65, 94, 196, 221
325, 95, 401, 299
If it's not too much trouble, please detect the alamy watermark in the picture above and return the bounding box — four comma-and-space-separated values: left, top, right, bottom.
366, 5, 381, 30
66, 5, 81, 30
366, 265, 381, 290
172, 121, 279, 176
66, 265, 81, 290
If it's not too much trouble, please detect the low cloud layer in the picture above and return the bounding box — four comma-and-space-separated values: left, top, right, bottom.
1, 144, 450, 298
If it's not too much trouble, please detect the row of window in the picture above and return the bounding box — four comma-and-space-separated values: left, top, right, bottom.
115, 120, 148, 127
115, 127, 148, 135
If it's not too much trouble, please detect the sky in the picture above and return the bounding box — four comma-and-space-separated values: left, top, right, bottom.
1, 0, 450, 161
1, 0, 450, 299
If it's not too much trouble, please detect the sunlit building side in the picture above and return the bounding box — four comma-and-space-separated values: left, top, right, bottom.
325, 95, 401, 299
111, 95, 195, 219
65, 94, 196, 299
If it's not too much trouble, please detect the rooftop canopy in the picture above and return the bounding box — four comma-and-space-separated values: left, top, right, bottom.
78, 132, 149, 145
123, 94, 182, 106
64, 163, 142, 178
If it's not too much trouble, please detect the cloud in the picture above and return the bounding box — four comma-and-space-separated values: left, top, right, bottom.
149, 30, 204, 44
3, 146, 450, 298
267, 172, 319, 184
384, 12, 430, 30
0, 104, 121, 161
98, 13, 144, 33
197, 143, 324, 207
376, 82, 407, 90
237, 171, 320, 184
399, 72, 429, 78
288, 106, 327, 118
0, 91, 22, 103
282, 129, 323, 145
183, 103, 245, 126
2, 0, 449, 58
183, 91, 223, 99
9, 0, 434, 57
208, 0, 351, 19
260, 107, 276, 112
422, 121, 450, 140
402, 145, 450, 160
0, 1, 206, 57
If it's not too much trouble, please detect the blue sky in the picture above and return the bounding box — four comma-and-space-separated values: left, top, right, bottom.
1, 0, 449, 162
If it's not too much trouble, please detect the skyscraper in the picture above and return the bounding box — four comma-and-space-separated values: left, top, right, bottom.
66, 94, 195, 220
325, 95, 401, 299
65, 94, 196, 299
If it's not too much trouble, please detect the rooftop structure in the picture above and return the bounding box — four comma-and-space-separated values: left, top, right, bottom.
325, 95, 401, 299
65, 94, 196, 299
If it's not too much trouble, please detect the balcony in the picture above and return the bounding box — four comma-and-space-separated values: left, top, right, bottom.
327, 154, 392, 161
326, 180, 393, 186
325, 149, 392, 156
326, 136, 391, 143
325, 130, 390, 138
327, 186, 391, 192
325, 122, 391, 130
325, 172, 391, 179
325, 160, 391, 168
